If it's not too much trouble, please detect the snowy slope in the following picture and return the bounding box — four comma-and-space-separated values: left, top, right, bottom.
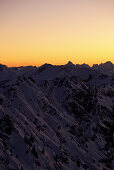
92, 61, 114, 76
0, 62, 114, 170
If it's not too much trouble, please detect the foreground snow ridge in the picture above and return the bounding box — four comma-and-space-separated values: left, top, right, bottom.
0, 62, 114, 170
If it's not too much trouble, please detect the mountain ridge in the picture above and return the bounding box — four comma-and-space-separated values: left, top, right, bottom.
0, 61, 114, 170
0, 61, 113, 68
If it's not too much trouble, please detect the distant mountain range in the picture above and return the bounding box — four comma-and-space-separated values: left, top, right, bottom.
0, 61, 114, 170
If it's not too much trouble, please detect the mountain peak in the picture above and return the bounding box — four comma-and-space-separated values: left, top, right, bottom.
81, 63, 90, 68
66, 61, 74, 66
76, 63, 90, 68
93, 61, 113, 70
102, 61, 113, 67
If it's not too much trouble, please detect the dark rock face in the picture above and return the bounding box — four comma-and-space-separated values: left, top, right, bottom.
0, 62, 114, 170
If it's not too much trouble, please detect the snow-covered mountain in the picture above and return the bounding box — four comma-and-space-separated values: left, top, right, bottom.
0, 62, 114, 170
92, 61, 114, 76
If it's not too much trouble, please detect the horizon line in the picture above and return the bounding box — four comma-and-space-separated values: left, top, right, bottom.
0, 60, 113, 68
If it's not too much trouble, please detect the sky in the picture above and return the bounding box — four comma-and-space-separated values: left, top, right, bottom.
0, 0, 114, 66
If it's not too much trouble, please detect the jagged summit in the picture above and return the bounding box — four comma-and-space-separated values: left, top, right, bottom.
66, 61, 74, 66
40, 63, 53, 67
38, 63, 53, 69
92, 61, 114, 75
92, 61, 113, 68
81, 63, 90, 68
99, 61, 113, 69
76, 63, 90, 69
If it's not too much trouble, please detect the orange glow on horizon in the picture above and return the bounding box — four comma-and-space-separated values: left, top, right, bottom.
0, 0, 114, 67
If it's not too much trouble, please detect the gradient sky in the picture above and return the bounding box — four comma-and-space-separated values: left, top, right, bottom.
0, 0, 114, 66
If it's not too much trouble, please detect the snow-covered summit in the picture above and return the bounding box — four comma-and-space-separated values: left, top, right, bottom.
92, 61, 114, 75
0, 62, 114, 170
